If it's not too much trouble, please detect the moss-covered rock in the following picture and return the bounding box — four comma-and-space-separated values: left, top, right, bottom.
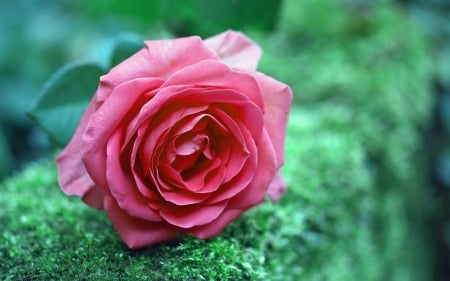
0, 0, 434, 280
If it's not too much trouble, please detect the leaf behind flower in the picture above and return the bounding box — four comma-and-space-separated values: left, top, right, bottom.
109, 32, 145, 67
28, 63, 105, 147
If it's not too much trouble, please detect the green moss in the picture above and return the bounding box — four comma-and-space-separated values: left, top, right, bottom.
1, 0, 434, 280
0, 107, 371, 280
0, 161, 267, 280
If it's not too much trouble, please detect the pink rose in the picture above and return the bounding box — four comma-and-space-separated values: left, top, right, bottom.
57, 30, 292, 249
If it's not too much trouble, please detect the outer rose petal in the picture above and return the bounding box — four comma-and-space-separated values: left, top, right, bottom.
161, 60, 264, 111
247, 70, 293, 168
56, 100, 104, 210
189, 209, 243, 239
159, 201, 228, 229
229, 129, 277, 209
204, 30, 262, 70
96, 36, 218, 102
81, 188, 105, 210
82, 78, 163, 190
105, 195, 178, 249
106, 130, 162, 222
266, 171, 287, 202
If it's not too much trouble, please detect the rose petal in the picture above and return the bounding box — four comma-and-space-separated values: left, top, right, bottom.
266, 171, 287, 201
228, 129, 277, 209
244, 70, 293, 168
143, 87, 264, 143
180, 156, 219, 191
168, 111, 227, 145
209, 107, 253, 182
174, 133, 209, 157
104, 195, 178, 249
145, 114, 215, 192
81, 187, 105, 210
133, 104, 209, 176
188, 209, 243, 239
207, 125, 258, 203
158, 187, 211, 206
171, 143, 209, 173
200, 165, 226, 193
138, 92, 262, 192
130, 86, 263, 152
96, 36, 218, 103
56, 100, 105, 210
161, 60, 264, 111
82, 77, 163, 190
132, 170, 162, 201
106, 130, 162, 222
159, 200, 228, 229
135, 88, 209, 134
162, 190, 211, 205
204, 30, 262, 70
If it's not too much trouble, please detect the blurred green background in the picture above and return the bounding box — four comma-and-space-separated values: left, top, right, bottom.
1, 0, 449, 280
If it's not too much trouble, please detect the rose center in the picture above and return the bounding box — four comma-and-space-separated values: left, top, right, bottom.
171, 133, 214, 177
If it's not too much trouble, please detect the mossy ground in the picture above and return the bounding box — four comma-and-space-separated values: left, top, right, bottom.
0, 110, 371, 281
1, 0, 435, 280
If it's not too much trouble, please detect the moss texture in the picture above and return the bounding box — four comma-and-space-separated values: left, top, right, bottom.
1, 0, 434, 280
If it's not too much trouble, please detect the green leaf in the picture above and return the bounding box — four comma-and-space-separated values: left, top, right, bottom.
110, 33, 145, 67
162, 0, 281, 37
28, 63, 105, 147
0, 126, 13, 178
80, 0, 163, 28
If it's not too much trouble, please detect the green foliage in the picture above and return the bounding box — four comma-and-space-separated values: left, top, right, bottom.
0, 107, 374, 280
0, 161, 266, 280
0, 0, 281, 178
162, 0, 282, 36
0, 0, 74, 177
256, 0, 433, 279
264, 107, 375, 280
402, 3, 450, 278
79, 0, 164, 28
28, 64, 105, 146
1, 0, 436, 280
109, 33, 145, 68
28, 32, 147, 148
76, 0, 282, 37
0, 127, 13, 178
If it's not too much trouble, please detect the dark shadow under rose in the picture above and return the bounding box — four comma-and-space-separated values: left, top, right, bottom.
57, 30, 293, 249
